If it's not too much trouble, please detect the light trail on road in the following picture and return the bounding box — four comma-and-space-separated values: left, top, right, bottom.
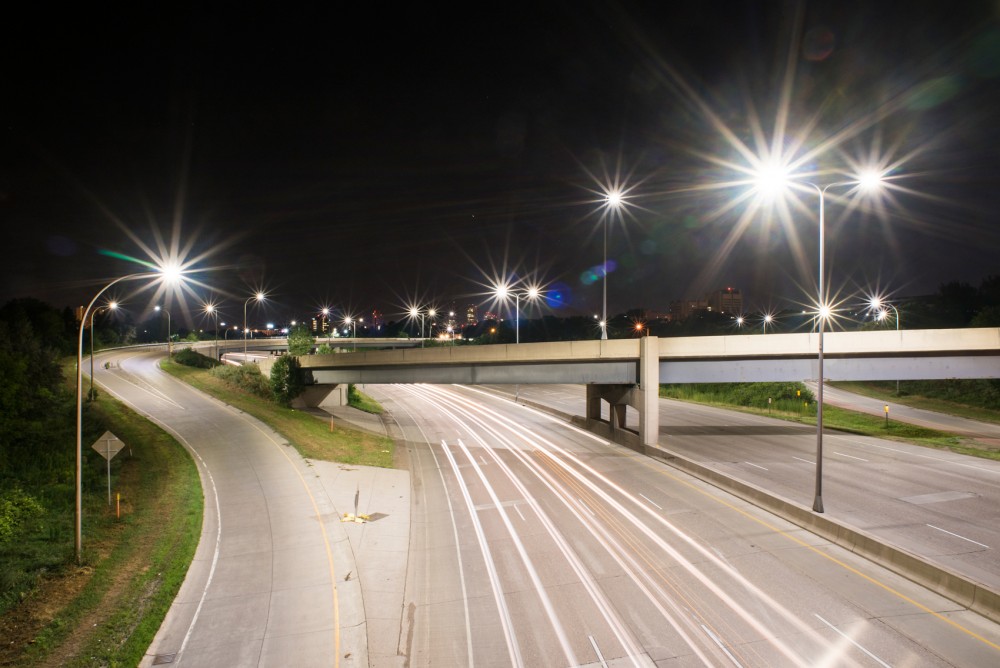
378, 382, 1000, 666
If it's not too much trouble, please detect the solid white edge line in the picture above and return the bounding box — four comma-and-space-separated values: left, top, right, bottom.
813, 613, 892, 668
926, 524, 990, 549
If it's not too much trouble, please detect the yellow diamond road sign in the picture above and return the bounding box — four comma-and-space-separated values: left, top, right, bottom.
92, 431, 125, 461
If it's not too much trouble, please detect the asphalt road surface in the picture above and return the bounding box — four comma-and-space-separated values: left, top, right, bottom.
369, 383, 1000, 666
499, 384, 1000, 594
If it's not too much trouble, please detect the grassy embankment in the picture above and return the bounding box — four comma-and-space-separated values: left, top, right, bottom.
660, 381, 1000, 461
0, 362, 202, 667
160, 359, 394, 468
831, 380, 1000, 425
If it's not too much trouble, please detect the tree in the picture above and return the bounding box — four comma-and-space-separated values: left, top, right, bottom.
270, 355, 304, 405
287, 325, 314, 356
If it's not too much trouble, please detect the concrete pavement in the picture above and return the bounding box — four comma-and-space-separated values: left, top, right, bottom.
91, 351, 411, 668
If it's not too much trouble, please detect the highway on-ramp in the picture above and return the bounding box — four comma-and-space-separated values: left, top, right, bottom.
94, 349, 367, 667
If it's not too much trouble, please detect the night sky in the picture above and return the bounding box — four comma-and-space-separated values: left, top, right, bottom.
4, 1, 1000, 329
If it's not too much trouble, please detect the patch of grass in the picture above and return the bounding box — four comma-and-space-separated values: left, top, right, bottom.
162, 361, 394, 467
1, 364, 202, 667
348, 384, 384, 414
831, 380, 1000, 425
661, 382, 1000, 461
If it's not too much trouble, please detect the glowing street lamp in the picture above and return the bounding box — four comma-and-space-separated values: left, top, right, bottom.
244, 291, 265, 360
494, 283, 542, 344
762, 313, 774, 334
751, 167, 884, 513
204, 303, 219, 361
154, 305, 172, 357
76, 269, 180, 562
869, 295, 901, 393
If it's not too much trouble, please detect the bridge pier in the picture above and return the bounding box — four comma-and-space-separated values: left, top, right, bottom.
584, 336, 659, 450
291, 383, 348, 410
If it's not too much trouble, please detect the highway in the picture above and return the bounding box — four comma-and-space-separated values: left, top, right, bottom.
497, 384, 1000, 593
368, 383, 1000, 666
90, 350, 1000, 666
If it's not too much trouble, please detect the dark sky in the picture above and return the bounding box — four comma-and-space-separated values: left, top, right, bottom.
4, 1, 999, 328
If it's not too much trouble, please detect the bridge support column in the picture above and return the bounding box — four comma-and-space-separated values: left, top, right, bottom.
584, 336, 659, 450
291, 383, 348, 409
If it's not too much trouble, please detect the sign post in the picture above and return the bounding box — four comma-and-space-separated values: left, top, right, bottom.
91, 431, 126, 505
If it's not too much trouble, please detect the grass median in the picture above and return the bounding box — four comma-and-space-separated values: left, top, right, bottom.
160, 360, 394, 468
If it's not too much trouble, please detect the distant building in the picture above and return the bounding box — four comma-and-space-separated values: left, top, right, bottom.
466, 304, 478, 326
708, 287, 743, 315
311, 316, 329, 335
669, 299, 708, 321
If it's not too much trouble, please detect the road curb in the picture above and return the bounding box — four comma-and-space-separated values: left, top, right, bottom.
504, 391, 1000, 625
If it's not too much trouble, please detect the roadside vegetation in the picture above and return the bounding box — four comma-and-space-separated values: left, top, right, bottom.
163, 354, 393, 467
831, 379, 1000, 425
0, 299, 201, 667
660, 381, 1000, 460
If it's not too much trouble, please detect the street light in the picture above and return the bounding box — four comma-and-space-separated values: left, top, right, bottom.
600, 191, 623, 340
762, 313, 774, 334
204, 303, 219, 361
752, 168, 884, 513
89, 301, 117, 401
869, 296, 901, 394
154, 305, 172, 358
408, 306, 425, 347
244, 291, 265, 360
76, 269, 178, 562
494, 284, 542, 344
321, 307, 333, 339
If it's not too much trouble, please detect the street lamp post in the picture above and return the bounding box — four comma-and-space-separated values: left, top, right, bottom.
599, 193, 622, 340
244, 292, 265, 360
205, 304, 219, 361
870, 297, 901, 394
154, 305, 172, 358
76, 271, 172, 562
89, 301, 117, 401
752, 169, 883, 514
495, 285, 541, 344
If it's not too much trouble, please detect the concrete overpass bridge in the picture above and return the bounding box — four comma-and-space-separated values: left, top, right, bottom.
291, 328, 1000, 449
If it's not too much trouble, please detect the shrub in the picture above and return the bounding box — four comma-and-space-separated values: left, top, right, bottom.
0, 488, 44, 544
172, 347, 220, 369
209, 363, 272, 398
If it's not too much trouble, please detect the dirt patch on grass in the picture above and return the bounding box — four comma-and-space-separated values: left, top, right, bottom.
0, 566, 90, 666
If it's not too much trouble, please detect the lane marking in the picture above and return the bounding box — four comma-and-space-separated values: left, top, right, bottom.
744, 461, 769, 471
813, 613, 891, 668
700, 624, 744, 668
792, 456, 814, 465
639, 493, 663, 510
440, 440, 524, 667
389, 398, 475, 666
926, 524, 990, 549
834, 451, 868, 462
588, 635, 610, 668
